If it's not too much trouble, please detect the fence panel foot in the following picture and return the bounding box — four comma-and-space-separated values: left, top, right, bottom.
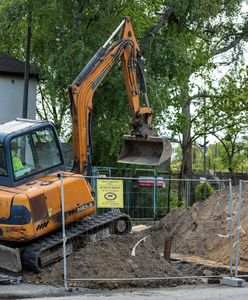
223, 277, 245, 287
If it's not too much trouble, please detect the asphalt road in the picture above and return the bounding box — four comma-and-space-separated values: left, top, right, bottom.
20, 285, 248, 300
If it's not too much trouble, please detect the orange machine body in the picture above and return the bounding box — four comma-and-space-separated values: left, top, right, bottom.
0, 171, 95, 242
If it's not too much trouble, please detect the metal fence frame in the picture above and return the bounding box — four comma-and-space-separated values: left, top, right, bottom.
59, 174, 233, 290
234, 180, 248, 279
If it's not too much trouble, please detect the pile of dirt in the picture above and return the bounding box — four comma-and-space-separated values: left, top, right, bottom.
23, 184, 248, 288
148, 185, 248, 268
23, 234, 188, 288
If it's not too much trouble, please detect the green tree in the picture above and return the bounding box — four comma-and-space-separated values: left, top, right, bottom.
1, 0, 248, 175
0, 0, 164, 165
142, 0, 248, 204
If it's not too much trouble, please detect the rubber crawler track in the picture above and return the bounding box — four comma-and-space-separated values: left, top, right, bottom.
21, 211, 131, 272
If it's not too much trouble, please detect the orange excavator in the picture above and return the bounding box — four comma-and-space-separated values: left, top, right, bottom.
0, 17, 172, 273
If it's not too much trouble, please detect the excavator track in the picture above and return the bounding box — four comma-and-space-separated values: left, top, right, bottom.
21, 211, 131, 272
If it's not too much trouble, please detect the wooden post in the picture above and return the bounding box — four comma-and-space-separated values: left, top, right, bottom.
164, 236, 173, 261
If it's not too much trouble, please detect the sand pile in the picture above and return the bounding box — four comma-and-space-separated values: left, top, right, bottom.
148, 185, 248, 268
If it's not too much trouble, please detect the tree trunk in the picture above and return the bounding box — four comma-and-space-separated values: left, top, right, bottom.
178, 134, 194, 206
178, 94, 194, 206
228, 157, 236, 185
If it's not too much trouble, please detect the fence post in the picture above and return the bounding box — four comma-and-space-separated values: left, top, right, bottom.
60, 173, 68, 290
153, 175, 158, 220
235, 180, 243, 278
185, 180, 188, 208
91, 167, 98, 197
228, 179, 233, 277
186, 180, 191, 208
126, 179, 131, 216
167, 176, 171, 214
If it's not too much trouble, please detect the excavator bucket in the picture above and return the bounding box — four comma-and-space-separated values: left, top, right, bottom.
118, 135, 172, 166
0, 244, 22, 272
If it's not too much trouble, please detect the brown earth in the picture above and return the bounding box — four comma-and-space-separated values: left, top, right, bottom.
147, 185, 248, 268
22, 184, 248, 288
23, 234, 189, 288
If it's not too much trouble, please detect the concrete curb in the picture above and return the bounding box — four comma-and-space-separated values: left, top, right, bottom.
0, 283, 70, 299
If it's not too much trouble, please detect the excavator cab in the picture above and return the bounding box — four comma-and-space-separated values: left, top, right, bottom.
0, 119, 64, 187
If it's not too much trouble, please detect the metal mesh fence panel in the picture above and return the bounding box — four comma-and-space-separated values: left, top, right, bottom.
58, 174, 233, 289
233, 180, 248, 279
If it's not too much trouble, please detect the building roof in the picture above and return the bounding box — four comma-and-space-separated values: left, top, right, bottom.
0, 52, 38, 78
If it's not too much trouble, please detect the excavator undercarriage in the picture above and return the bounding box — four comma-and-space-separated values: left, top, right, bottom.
0, 211, 131, 273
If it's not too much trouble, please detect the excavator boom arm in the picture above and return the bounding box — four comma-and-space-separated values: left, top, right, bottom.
69, 17, 172, 174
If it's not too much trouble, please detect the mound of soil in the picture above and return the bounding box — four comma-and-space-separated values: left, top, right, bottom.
23, 184, 248, 288
148, 185, 248, 268
23, 234, 187, 288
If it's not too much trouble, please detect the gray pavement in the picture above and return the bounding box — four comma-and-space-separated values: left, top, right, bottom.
0, 283, 66, 299
1, 283, 248, 300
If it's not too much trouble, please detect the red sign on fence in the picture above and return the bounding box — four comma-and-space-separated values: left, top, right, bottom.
138, 176, 165, 188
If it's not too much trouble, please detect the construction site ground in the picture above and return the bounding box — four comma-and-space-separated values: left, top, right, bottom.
1, 184, 248, 295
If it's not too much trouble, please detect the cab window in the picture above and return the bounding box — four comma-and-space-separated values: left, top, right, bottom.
0, 145, 7, 176
11, 127, 62, 180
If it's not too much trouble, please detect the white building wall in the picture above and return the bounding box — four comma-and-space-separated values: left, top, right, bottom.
0, 75, 37, 123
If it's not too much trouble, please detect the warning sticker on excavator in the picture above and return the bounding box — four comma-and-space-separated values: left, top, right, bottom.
97, 179, 123, 208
